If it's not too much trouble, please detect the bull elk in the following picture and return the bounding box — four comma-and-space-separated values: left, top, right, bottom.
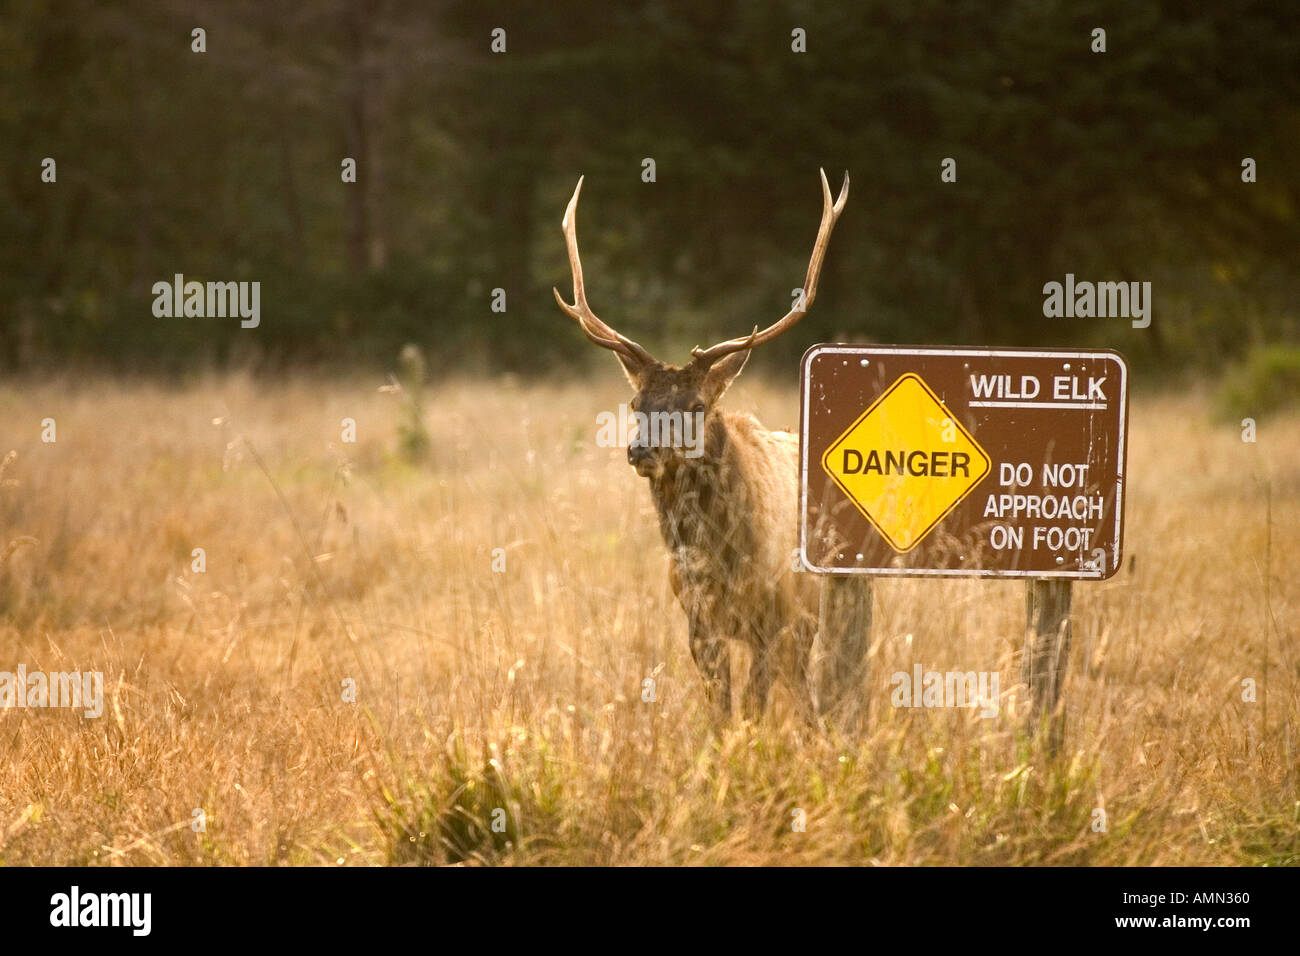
553, 170, 849, 720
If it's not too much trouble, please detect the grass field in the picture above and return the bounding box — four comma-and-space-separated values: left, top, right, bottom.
0, 371, 1296, 865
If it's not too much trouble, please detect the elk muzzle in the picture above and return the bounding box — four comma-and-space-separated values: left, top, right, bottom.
627, 440, 656, 476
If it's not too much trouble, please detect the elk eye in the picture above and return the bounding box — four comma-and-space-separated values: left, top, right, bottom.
692, 403, 706, 414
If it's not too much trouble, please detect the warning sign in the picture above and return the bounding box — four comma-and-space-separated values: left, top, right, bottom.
800, 346, 1128, 579
821, 374, 990, 552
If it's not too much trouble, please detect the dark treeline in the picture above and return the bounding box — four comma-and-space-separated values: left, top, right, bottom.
2, 0, 1296, 379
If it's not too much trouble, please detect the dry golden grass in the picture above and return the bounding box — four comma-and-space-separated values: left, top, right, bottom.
0, 370, 1295, 865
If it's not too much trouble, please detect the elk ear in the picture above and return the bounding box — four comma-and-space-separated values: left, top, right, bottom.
615, 352, 645, 389
701, 349, 750, 403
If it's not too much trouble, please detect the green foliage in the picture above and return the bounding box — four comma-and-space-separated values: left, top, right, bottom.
1216, 344, 1300, 422
377, 743, 522, 866
395, 344, 431, 463
1, 1, 1296, 375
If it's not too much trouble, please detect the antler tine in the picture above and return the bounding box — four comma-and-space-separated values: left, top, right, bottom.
691, 169, 849, 366
552, 176, 655, 367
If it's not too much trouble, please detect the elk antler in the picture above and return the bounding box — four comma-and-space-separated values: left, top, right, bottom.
690, 168, 849, 367
552, 176, 656, 368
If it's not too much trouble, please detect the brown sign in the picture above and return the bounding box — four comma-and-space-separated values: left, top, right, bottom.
799, 346, 1128, 579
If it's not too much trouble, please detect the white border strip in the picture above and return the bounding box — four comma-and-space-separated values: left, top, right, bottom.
969, 401, 1108, 410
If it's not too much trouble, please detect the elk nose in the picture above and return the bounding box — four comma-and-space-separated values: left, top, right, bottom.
627, 442, 652, 467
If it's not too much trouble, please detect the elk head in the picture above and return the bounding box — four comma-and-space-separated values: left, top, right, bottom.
553, 170, 849, 478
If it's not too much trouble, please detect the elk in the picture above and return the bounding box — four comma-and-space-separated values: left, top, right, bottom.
553, 170, 849, 720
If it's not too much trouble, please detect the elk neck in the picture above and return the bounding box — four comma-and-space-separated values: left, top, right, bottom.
645, 412, 753, 556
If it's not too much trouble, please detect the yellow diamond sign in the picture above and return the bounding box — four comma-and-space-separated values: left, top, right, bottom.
821, 373, 991, 553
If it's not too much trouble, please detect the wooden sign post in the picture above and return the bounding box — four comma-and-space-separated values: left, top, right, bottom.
813, 575, 872, 730
1025, 579, 1073, 751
